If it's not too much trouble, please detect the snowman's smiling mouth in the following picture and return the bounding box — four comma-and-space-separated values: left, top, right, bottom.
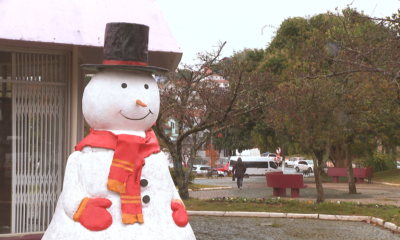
119, 109, 153, 120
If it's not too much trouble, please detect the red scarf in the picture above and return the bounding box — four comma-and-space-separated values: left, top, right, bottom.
75, 128, 161, 224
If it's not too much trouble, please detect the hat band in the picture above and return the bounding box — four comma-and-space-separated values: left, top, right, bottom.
102, 60, 148, 66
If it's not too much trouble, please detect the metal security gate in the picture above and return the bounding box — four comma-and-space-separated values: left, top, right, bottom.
10, 52, 68, 233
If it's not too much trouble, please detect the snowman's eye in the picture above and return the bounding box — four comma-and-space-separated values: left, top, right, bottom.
121, 83, 127, 88
144, 84, 149, 89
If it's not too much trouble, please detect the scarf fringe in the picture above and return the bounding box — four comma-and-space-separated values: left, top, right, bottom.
122, 213, 144, 224
107, 179, 126, 194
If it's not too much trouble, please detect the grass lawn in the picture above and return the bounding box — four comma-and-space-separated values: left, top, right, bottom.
373, 169, 400, 184
175, 183, 228, 190
183, 197, 400, 226
188, 183, 226, 190
320, 172, 349, 183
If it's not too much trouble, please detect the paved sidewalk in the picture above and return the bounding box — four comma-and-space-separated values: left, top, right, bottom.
189, 176, 400, 238
190, 216, 399, 239
190, 176, 400, 206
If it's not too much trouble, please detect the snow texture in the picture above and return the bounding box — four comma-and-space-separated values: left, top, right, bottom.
42, 69, 196, 239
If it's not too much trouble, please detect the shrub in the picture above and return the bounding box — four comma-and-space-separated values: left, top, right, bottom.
169, 167, 196, 185
361, 152, 397, 172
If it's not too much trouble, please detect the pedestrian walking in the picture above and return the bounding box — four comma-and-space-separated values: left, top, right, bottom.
232, 157, 246, 190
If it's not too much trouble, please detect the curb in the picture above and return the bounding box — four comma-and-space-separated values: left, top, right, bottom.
374, 181, 400, 187
177, 186, 232, 192
188, 187, 232, 192
187, 211, 399, 232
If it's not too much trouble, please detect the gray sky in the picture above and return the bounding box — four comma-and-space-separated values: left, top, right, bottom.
157, 0, 399, 65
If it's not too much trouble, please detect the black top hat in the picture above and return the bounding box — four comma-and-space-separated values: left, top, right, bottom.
81, 22, 168, 74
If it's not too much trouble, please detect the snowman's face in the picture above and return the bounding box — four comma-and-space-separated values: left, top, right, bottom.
82, 70, 160, 131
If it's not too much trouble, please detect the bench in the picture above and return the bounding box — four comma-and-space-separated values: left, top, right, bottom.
265, 171, 307, 198
327, 167, 374, 184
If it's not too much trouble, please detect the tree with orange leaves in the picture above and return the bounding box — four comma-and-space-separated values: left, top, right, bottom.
205, 143, 219, 169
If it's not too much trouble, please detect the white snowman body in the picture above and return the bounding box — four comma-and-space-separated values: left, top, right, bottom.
43, 70, 196, 240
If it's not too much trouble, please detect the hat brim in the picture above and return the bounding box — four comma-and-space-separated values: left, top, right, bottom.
80, 64, 168, 74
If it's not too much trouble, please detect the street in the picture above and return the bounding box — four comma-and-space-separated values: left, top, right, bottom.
190, 171, 400, 206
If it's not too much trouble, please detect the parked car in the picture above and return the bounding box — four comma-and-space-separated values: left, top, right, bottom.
295, 160, 314, 173
291, 157, 307, 168
260, 153, 281, 165
260, 152, 270, 156
286, 158, 296, 168
229, 156, 279, 178
215, 163, 230, 175
192, 165, 211, 175
397, 161, 400, 169
207, 168, 226, 178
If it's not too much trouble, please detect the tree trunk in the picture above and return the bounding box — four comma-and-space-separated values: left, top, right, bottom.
330, 145, 346, 167
311, 149, 325, 203
178, 180, 189, 199
314, 165, 325, 203
344, 144, 357, 194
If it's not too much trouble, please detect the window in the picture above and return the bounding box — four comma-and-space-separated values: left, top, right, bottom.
258, 162, 269, 168
200, 167, 210, 170
270, 162, 278, 169
192, 167, 197, 170
244, 162, 258, 168
171, 122, 174, 129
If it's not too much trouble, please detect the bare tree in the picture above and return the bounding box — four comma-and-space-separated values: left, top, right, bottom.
153, 42, 275, 199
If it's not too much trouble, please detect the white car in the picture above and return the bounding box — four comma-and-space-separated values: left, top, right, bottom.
285, 157, 306, 168
397, 161, 400, 169
192, 165, 226, 177
295, 160, 314, 172
192, 165, 211, 175
290, 157, 306, 168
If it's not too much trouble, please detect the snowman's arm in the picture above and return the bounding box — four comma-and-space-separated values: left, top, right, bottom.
61, 151, 87, 220
168, 167, 189, 227
165, 162, 185, 205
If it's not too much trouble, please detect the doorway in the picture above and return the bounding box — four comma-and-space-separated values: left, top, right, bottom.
0, 50, 69, 234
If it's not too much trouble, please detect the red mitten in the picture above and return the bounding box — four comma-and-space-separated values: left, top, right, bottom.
76, 198, 113, 231
171, 200, 189, 227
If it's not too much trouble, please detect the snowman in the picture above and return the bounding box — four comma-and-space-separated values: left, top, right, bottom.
42, 23, 196, 240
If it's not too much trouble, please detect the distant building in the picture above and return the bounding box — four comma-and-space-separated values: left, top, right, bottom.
204, 71, 229, 88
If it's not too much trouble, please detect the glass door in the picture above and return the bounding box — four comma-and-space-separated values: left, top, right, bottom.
0, 51, 68, 234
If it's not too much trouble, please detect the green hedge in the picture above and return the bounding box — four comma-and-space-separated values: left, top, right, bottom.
169, 167, 196, 185
360, 152, 397, 173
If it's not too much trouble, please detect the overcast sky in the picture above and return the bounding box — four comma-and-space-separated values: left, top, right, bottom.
157, 0, 399, 65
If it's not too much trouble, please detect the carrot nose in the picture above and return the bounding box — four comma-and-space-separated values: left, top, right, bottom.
136, 99, 147, 107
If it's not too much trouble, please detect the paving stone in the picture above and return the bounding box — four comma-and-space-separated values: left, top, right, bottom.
190, 216, 399, 239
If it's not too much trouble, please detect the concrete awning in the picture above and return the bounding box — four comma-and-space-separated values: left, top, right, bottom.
0, 0, 182, 71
